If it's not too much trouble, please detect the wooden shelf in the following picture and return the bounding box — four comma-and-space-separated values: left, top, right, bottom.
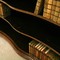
0, 0, 60, 60
2, 0, 37, 12
0, 0, 60, 26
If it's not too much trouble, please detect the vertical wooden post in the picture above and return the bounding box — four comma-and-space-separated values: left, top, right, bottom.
0, 3, 4, 17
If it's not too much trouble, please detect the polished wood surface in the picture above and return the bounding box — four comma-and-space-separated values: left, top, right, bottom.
0, 0, 60, 26
0, 0, 60, 59
0, 31, 33, 60
0, 31, 26, 60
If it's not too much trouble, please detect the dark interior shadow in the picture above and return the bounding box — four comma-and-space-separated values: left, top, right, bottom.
0, 2, 60, 54
3, 0, 37, 12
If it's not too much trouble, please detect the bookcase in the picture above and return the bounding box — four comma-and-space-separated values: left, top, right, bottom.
0, 0, 60, 60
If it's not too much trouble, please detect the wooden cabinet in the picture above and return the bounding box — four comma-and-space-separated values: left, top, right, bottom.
0, 0, 60, 60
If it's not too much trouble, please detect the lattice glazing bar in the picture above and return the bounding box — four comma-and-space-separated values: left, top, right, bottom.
34, 0, 43, 15
43, 0, 60, 24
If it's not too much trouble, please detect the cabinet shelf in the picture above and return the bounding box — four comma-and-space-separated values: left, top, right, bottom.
2, 0, 37, 13
0, 0, 60, 26
0, 0, 60, 60
0, 16, 60, 60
